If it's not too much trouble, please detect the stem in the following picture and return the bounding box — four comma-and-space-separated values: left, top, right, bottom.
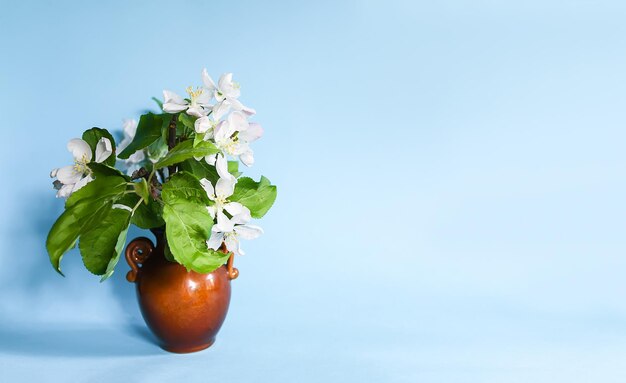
147, 169, 155, 186
130, 196, 144, 215
168, 114, 178, 175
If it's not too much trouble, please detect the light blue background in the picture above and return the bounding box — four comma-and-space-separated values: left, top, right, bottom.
1, 0, 625, 381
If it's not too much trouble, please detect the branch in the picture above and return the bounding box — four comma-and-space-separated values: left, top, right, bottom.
167, 114, 178, 175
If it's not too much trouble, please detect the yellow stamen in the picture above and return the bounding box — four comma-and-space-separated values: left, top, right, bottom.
73, 154, 91, 174
186, 86, 204, 100
222, 139, 240, 155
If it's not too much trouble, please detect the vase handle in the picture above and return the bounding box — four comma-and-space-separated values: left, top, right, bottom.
226, 253, 239, 280
125, 237, 154, 283
220, 243, 239, 280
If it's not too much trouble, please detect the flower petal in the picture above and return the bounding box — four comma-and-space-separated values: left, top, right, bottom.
187, 105, 207, 117
204, 154, 217, 166
202, 69, 216, 92
67, 139, 92, 162
56, 184, 74, 198
199, 178, 216, 200
163, 103, 188, 113
206, 205, 216, 220
216, 176, 236, 199
213, 120, 234, 144
223, 201, 245, 216
239, 122, 263, 143
212, 100, 231, 121
228, 111, 249, 132
163, 90, 186, 105
215, 154, 233, 180
72, 174, 93, 192
228, 98, 244, 112
241, 105, 256, 116
56, 165, 83, 184
196, 91, 212, 106
234, 224, 264, 240
207, 231, 224, 250
224, 233, 241, 255
123, 119, 137, 138
95, 137, 113, 163
218, 73, 240, 99
227, 142, 246, 156
163, 90, 188, 113
218, 73, 233, 90
194, 116, 211, 134
215, 210, 235, 233
239, 149, 255, 167
225, 202, 252, 225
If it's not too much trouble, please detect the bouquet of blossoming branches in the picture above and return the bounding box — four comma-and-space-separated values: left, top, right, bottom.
47, 69, 277, 280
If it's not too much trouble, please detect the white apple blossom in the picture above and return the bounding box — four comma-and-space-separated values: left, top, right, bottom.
211, 98, 257, 121
207, 221, 263, 256
202, 70, 240, 101
202, 111, 264, 167
118, 119, 146, 175
50, 137, 112, 198
199, 155, 239, 218
162, 87, 212, 117
194, 115, 218, 138
202, 70, 256, 120
206, 204, 262, 256
200, 154, 262, 255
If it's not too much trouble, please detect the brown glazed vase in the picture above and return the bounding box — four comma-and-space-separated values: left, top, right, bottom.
124, 229, 238, 353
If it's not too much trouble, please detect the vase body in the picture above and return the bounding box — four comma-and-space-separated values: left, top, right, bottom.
125, 232, 236, 353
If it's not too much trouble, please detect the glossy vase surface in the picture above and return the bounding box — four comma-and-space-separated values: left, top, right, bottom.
125, 231, 238, 353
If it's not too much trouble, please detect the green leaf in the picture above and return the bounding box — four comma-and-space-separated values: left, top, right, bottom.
47, 199, 110, 275
194, 132, 205, 147
134, 178, 150, 204
230, 176, 278, 218
178, 158, 218, 182
146, 136, 168, 163
161, 172, 210, 204
163, 201, 228, 273
133, 198, 165, 229
154, 140, 219, 170
228, 161, 241, 178
78, 207, 131, 277
161, 172, 229, 273
117, 193, 164, 229
164, 242, 176, 262
176, 113, 195, 137
190, 246, 231, 273
101, 222, 130, 282
118, 113, 164, 159
47, 172, 129, 274
179, 113, 195, 130
88, 162, 129, 180
64, 168, 128, 210
82, 128, 117, 167
178, 159, 241, 181
179, 114, 201, 145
